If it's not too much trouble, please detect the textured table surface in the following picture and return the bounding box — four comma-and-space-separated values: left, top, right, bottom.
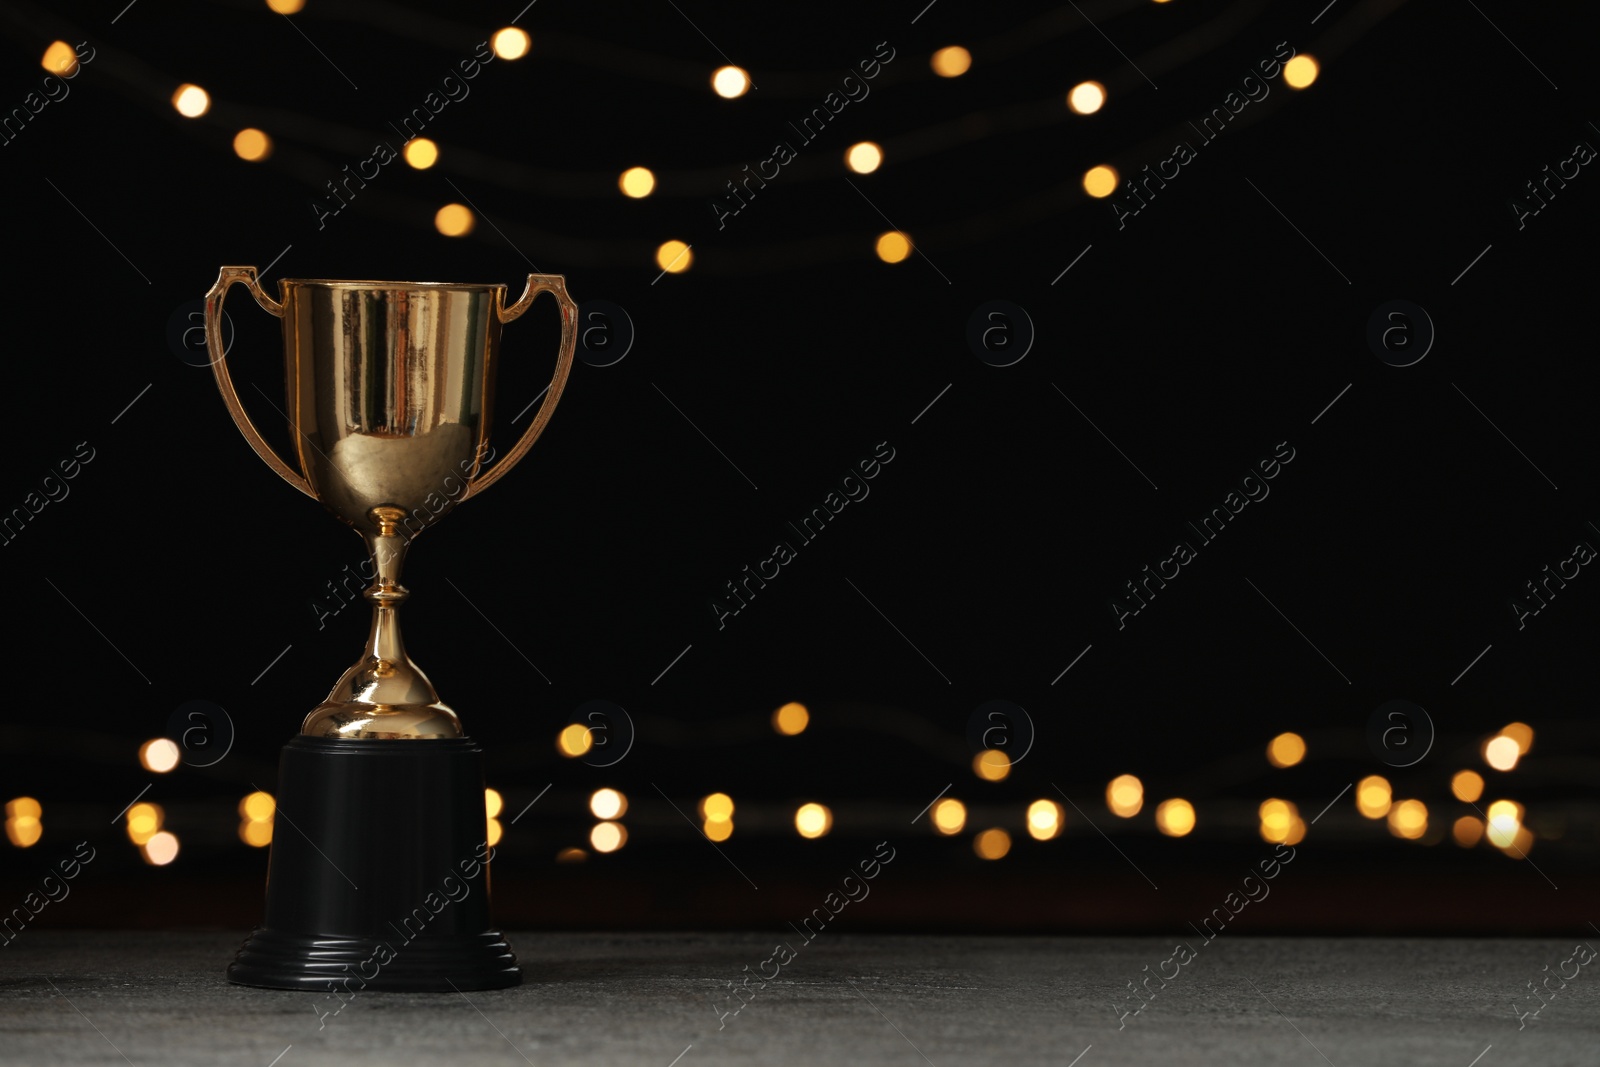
2, 932, 1597, 1066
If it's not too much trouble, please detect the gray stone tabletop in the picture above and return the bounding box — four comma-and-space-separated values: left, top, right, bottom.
2, 932, 1597, 1066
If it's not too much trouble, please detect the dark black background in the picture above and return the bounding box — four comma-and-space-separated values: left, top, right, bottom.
1, 0, 1596, 932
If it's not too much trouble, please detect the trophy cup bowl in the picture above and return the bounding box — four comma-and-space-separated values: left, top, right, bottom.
203, 266, 576, 991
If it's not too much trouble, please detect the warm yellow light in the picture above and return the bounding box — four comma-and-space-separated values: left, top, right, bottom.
238, 791, 275, 822
874, 231, 912, 264
1067, 81, 1106, 115
1283, 55, 1319, 89
142, 831, 179, 866
1082, 165, 1119, 198
265, 0, 306, 12
1259, 798, 1295, 842
5, 817, 41, 848
172, 84, 210, 118
41, 41, 79, 76
1485, 799, 1520, 819
1266, 732, 1306, 768
139, 738, 181, 773
239, 820, 273, 847
1486, 803, 1529, 852
773, 701, 810, 736
711, 65, 751, 98
1451, 770, 1484, 803
700, 793, 735, 822
126, 802, 163, 845
845, 142, 883, 175
434, 203, 474, 237
403, 138, 438, 169
6, 798, 42, 848
932, 798, 967, 835
486, 818, 503, 846
485, 788, 504, 819
1484, 735, 1519, 771
795, 803, 832, 839
557, 722, 592, 757
492, 27, 531, 61
973, 749, 1011, 781
232, 128, 273, 162
590, 821, 626, 852
1356, 775, 1391, 819
1507, 825, 1534, 856
974, 828, 1011, 859
930, 46, 972, 78
1387, 798, 1428, 840
556, 847, 587, 863
1261, 803, 1306, 845
619, 166, 656, 198
1452, 815, 1483, 848
1026, 800, 1062, 841
590, 788, 627, 820
1485, 799, 1524, 853
6, 798, 42, 820
704, 818, 733, 842
1485, 817, 1517, 848
1155, 798, 1196, 837
1106, 774, 1143, 817
656, 240, 693, 273
1501, 722, 1534, 754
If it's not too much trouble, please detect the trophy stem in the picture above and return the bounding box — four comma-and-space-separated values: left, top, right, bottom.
363, 506, 412, 668
299, 507, 462, 739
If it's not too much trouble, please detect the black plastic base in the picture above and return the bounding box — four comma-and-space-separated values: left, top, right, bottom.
227, 736, 520, 992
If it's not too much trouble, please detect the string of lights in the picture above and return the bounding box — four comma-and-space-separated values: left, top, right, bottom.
5, 708, 1577, 868
237, 0, 1133, 98
4, 0, 1413, 272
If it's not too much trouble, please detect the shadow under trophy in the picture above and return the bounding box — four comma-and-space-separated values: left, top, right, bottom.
203, 266, 576, 991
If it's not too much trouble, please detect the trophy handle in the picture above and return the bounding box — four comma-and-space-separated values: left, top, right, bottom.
204, 266, 315, 500
463, 273, 578, 500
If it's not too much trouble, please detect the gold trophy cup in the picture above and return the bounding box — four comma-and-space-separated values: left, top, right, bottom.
204, 266, 576, 991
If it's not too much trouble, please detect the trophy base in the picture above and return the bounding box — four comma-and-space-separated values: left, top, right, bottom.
228, 929, 519, 992
227, 735, 521, 992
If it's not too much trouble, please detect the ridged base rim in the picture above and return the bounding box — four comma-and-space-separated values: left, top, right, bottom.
227, 928, 520, 991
